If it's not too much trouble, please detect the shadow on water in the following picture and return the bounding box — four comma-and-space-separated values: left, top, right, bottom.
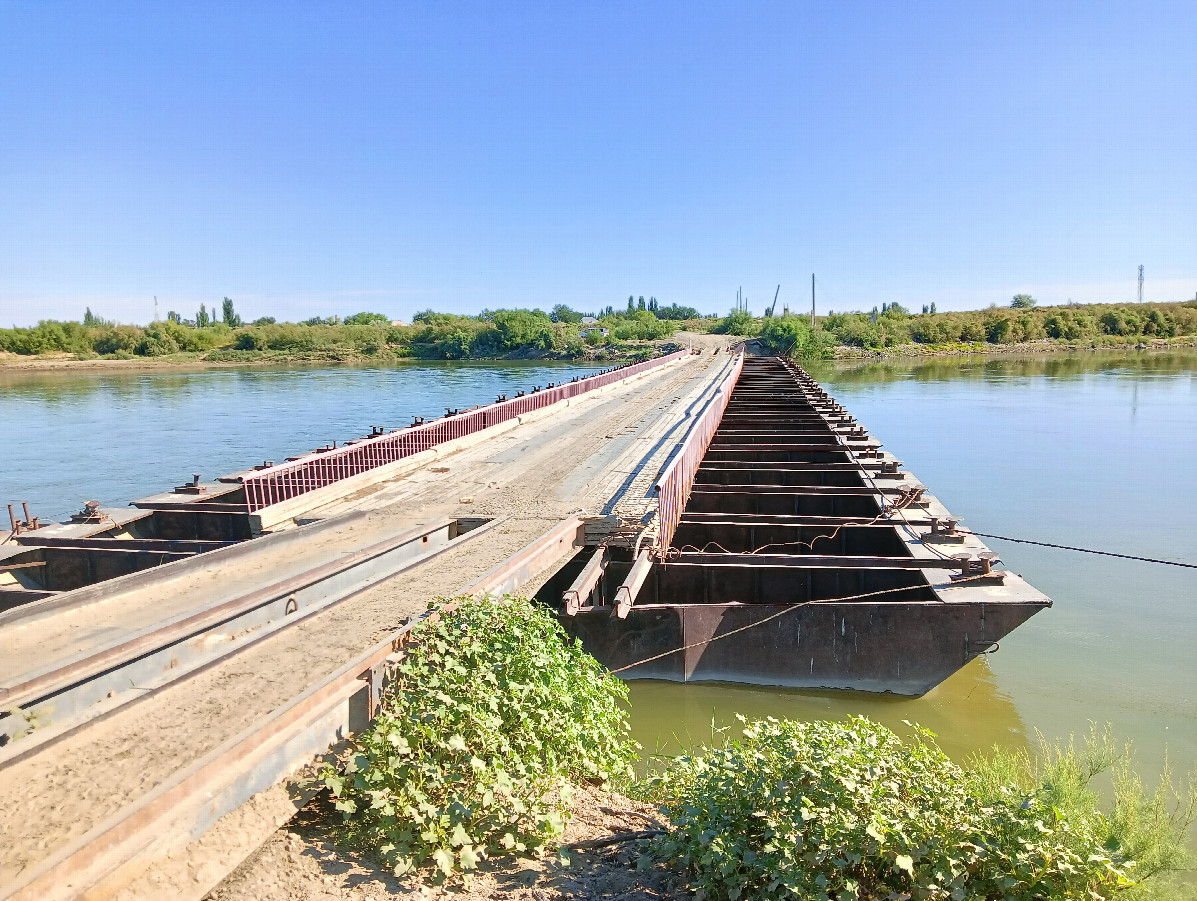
628, 656, 1028, 771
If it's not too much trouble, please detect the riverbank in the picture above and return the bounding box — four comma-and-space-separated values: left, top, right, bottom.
7, 332, 1193, 373
0, 333, 736, 373
0, 343, 672, 372
830, 334, 1197, 359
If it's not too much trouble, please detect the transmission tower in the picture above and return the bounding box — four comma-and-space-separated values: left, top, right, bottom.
1137, 266, 1144, 304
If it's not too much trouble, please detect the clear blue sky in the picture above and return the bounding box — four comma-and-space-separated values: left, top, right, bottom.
2, 1, 1194, 327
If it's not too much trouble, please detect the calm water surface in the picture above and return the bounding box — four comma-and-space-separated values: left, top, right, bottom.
0, 361, 604, 522
3, 352, 1196, 850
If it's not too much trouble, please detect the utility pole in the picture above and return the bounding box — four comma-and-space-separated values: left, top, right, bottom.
1138, 265, 1144, 304
811, 274, 816, 327
153, 296, 159, 322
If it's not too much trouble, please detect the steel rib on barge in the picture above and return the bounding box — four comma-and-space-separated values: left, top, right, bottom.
550, 355, 1051, 696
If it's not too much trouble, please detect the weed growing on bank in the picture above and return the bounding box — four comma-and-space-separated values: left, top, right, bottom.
640, 716, 1194, 901
317, 599, 1192, 895
318, 596, 637, 879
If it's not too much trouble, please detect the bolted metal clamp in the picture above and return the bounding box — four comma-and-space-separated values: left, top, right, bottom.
925, 516, 965, 544
173, 474, 206, 494
950, 551, 1006, 583
69, 500, 106, 524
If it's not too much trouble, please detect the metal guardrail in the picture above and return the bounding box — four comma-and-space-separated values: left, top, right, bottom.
239, 350, 691, 512
652, 352, 744, 556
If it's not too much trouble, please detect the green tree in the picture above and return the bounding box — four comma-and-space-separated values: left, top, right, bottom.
930, 302, 937, 313
221, 297, 242, 327
491, 309, 554, 350
166, 310, 182, 324
713, 308, 755, 336
637, 296, 646, 311
83, 307, 98, 327
1011, 294, 1037, 309
758, 314, 833, 360
656, 303, 699, 320
343, 311, 389, 325
549, 304, 583, 324
196, 304, 210, 327
627, 295, 635, 314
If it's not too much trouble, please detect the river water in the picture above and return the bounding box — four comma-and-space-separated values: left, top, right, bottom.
0, 361, 605, 523
3, 351, 1196, 844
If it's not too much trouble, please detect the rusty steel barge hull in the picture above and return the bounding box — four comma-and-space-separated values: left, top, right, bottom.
552, 355, 1052, 697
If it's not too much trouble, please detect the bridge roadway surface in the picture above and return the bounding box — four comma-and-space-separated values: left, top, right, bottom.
0, 341, 733, 890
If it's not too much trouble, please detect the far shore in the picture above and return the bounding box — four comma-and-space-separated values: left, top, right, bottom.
2, 333, 1194, 375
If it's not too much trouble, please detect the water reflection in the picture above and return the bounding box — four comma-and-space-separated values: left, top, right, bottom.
629, 656, 1028, 770
810, 349, 1197, 385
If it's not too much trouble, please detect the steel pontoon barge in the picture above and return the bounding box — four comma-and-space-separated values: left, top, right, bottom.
548, 354, 1051, 696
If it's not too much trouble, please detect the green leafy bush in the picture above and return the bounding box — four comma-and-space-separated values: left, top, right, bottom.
491, 309, 555, 350
646, 716, 1142, 901
320, 595, 637, 878
757, 315, 834, 361
713, 308, 756, 336
611, 310, 675, 341
824, 312, 883, 348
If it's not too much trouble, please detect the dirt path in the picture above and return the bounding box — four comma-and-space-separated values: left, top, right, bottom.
0, 347, 730, 888
206, 786, 685, 901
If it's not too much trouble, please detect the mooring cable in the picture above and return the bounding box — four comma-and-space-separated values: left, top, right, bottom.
955, 530, 1197, 570
607, 575, 988, 675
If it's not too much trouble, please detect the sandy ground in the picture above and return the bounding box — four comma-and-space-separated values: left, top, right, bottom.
0, 339, 733, 890
206, 786, 687, 901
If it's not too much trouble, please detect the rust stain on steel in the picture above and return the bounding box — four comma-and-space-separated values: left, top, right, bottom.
562, 355, 1051, 696
614, 549, 653, 618
653, 352, 744, 555
562, 546, 608, 616
239, 351, 691, 513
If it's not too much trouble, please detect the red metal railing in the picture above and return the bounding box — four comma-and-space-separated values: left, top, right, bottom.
652, 352, 744, 556
240, 350, 691, 513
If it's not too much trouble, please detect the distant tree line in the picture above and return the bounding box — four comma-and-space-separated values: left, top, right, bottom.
816, 296, 1197, 350
0, 297, 707, 361
8, 294, 1191, 362
702, 294, 1197, 360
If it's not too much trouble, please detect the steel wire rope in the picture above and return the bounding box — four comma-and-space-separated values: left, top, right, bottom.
788, 365, 1197, 571
607, 574, 990, 675
952, 530, 1197, 570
